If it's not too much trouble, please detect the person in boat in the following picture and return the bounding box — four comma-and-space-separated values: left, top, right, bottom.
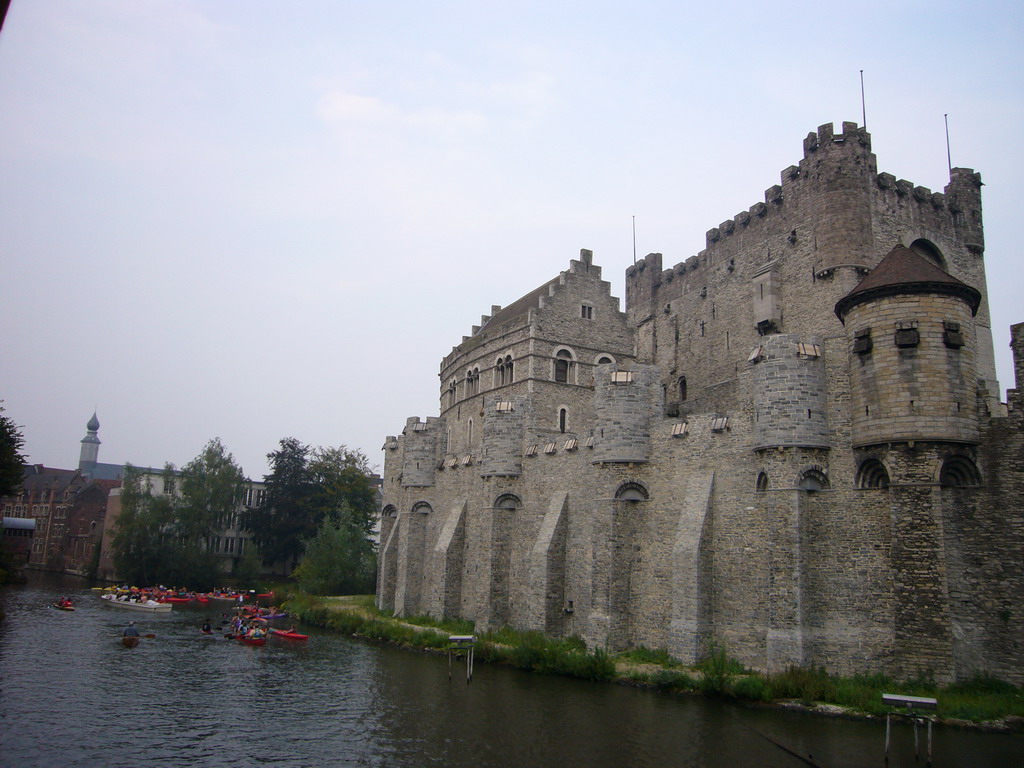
123, 621, 140, 638
201, 621, 212, 634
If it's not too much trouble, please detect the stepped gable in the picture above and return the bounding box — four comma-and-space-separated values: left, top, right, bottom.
834, 244, 981, 321
478, 276, 560, 333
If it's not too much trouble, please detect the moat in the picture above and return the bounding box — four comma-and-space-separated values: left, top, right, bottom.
1, 574, 1020, 767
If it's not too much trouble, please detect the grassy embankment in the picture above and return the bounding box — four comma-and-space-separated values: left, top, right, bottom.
280, 592, 1024, 729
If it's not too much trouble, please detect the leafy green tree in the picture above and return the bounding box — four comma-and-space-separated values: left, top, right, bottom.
111, 440, 246, 589
0, 401, 27, 497
243, 437, 315, 567
233, 544, 263, 590
243, 439, 378, 575
291, 512, 376, 595
111, 464, 178, 585
176, 438, 246, 541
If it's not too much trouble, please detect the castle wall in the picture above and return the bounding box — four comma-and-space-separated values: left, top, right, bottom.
376, 125, 1022, 684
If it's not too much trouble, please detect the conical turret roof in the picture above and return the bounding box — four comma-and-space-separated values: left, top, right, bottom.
835, 245, 981, 321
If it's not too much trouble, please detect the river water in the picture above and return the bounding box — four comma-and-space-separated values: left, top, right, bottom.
1, 574, 1020, 767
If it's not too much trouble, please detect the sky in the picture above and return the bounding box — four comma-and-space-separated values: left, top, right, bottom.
1, 1, 1021, 480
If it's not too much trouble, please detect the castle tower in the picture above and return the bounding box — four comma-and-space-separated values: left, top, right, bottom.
400, 417, 441, 487
78, 412, 101, 474
751, 334, 830, 450
480, 395, 526, 477
836, 245, 982, 448
592, 364, 659, 464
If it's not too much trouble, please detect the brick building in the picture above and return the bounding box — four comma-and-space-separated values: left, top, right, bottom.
377, 122, 1023, 684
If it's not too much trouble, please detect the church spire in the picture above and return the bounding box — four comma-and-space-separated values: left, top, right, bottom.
79, 411, 101, 474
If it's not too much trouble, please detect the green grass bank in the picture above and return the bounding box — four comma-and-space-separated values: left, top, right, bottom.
280, 592, 1024, 731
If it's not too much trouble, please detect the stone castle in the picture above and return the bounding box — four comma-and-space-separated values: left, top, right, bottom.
376, 122, 1024, 684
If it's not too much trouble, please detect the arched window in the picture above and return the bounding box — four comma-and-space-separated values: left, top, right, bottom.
412, 501, 432, 515
909, 238, 948, 270
496, 355, 514, 386
756, 472, 769, 492
856, 459, 890, 489
596, 355, 614, 365
446, 378, 457, 408
939, 456, 981, 488
466, 367, 479, 396
798, 468, 829, 492
555, 349, 573, 383
383, 505, 398, 518
494, 494, 521, 512
559, 408, 568, 433
467, 418, 474, 448
615, 481, 649, 502
678, 376, 688, 402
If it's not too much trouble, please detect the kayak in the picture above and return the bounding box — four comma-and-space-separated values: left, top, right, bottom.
270, 629, 308, 641
53, 603, 76, 611
236, 635, 266, 647
158, 596, 192, 604
122, 636, 140, 648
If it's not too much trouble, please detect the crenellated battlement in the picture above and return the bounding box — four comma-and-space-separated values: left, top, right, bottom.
625, 122, 984, 308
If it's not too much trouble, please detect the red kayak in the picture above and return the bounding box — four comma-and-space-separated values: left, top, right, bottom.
158, 596, 192, 604
270, 629, 308, 641
122, 636, 140, 648
236, 635, 266, 647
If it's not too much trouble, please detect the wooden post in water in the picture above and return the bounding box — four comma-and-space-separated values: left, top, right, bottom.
448, 635, 475, 683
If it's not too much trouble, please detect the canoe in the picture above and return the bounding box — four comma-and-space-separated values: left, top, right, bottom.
52, 603, 76, 611
270, 629, 308, 641
100, 594, 172, 612
122, 636, 140, 648
236, 635, 266, 647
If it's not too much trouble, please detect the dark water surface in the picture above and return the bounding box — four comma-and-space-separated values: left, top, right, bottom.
1, 574, 1020, 767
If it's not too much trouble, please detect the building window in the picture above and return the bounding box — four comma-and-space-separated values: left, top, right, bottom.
596, 355, 613, 365
894, 326, 919, 348
943, 321, 965, 349
856, 459, 890, 489
496, 355, 514, 386
678, 376, 687, 402
756, 472, 769, 492
554, 349, 573, 383
939, 456, 981, 488
853, 329, 873, 354
494, 494, 521, 512
615, 482, 649, 502
559, 408, 568, 433
798, 468, 829, 492
581, 304, 593, 319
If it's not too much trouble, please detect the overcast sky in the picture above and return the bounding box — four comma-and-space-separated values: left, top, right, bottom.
1, 1, 1021, 480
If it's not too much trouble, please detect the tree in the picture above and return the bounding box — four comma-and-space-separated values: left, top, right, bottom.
110, 464, 178, 586
291, 513, 376, 595
243, 437, 315, 567
0, 401, 26, 497
243, 439, 378, 572
111, 440, 246, 589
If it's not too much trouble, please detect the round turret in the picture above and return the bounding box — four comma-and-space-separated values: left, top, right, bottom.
836, 245, 981, 447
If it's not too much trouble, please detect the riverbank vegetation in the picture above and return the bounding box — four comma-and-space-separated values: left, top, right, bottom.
280, 592, 1024, 729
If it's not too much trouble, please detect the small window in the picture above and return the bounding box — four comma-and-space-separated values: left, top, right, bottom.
943, 322, 965, 349
710, 416, 729, 432
671, 422, 689, 437
563, 438, 578, 451
543, 442, 557, 454
461, 455, 473, 466
611, 371, 633, 383
525, 445, 538, 457
797, 342, 821, 358
559, 407, 568, 433
895, 327, 919, 348
496, 401, 514, 412
581, 304, 593, 319
555, 350, 572, 383
756, 472, 769, 492
597, 355, 613, 365
853, 330, 873, 354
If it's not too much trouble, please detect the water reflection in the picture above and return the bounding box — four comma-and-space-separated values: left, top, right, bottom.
1, 574, 1020, 767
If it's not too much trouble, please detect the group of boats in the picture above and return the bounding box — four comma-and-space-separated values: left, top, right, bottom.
97, 586, 274, 612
